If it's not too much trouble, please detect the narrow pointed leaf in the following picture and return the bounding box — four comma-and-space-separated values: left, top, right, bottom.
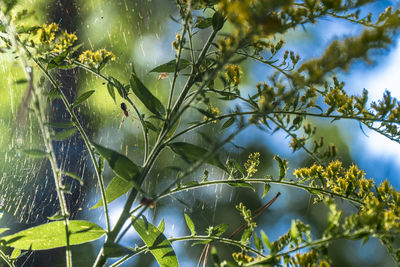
107, 82, 116, 103
92, 143, 141, 182
213, 224, 228, 237
168, 142, 227, 172
212, 11, 224, 31
130, 72, 165, 116
0, 220, 105, 250
149, 59, 191, 73
71, 90, 95, 108
132, 216, 179, 267
226, 180, 255, 191
260, 230, 272, 250
221, 117, 234, 131
262, 184, 271, 199
10, 248, 21, 260
62, 171, 83, 185
52, 128, 77, 140
91, 176, 134, 209
158, 219, 165, 233
45, 121, 74, 128
47, 50, 68, 70
184, 214, 196, 235
254, 233, 264, 252
20, 149, 48, 158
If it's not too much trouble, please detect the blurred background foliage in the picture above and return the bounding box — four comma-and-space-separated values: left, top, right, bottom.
0, 0, 399, 266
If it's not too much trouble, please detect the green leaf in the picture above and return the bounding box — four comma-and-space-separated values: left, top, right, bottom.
241, 228, 252, 243
71, 90, 95, 108
92, 143, 141, 182
158, 219, 165, 233
273, 155, 288, 181
226, 180, 255, 191
168, 142, 227, 172
212, 11, 224, 31
0, 220, 105, 250
47, 50, 68, 70
260, 230, 272, 250
149, 59, 191, 73
52, 128, 77, 140
196, 17, 212, 29
290, 220, 299, 241
111, 78, 128, 99
45, 121, 74, 128
47, 212, 65, 221
262, 184, 271, 199
0, 228, 9, 234
184, 214, 196, 235
10, 248, 21, 260
132, 216, 179, 267
62, 171, 83, 185
221, 117, 234, 131
166, 117, 181, 139
91, 176, 135, 209
107, 82, 116, 103
130, 72, 165, 116
254, 233, 264, 252
144, 120, 158, 132
213, 224, 228, 237
103, 242, 133, 258
19, 149, 48, 158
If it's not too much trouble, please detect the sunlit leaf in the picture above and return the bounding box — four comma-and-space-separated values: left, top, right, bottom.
71, 90, 95, 108
260, 230, 272, 250
0, 228, 9, 234
52, 128, 77, 141
158, 219, 165, 233
92, 143, 141, 182
10, 248, 21, 260
149, 59, 191, 73
130, 73, 165, 116
91, 176, 134, 209
132, 216, 179, 267
0, 220, 105, 250
19, 149, 48, 158
184, 214, 196, 235
168, 142, 227, 172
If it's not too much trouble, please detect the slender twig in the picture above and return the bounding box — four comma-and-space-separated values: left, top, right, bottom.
0, 249, 14, 267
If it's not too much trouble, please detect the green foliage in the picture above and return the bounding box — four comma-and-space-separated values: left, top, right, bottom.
1, 1, 400, 267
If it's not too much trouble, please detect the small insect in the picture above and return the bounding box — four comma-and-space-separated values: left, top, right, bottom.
119, 102, 139, 150
140, 197, 155, 208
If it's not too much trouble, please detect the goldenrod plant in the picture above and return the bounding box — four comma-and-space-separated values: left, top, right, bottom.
0, 0, 400, 266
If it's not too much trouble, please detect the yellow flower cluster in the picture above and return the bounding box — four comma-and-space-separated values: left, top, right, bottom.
294, 161, 373, 198
244, 152, 260, 177
202, 106, 221, 123
172, 33, 182, 52
38, 23, 58, 44
78, 49, 116, 67
225, 64, 242, 86
52, 31, 78, 53
232, 252, 257, 264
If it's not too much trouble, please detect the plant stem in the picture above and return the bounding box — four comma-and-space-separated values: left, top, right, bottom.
0, 249, 15, 267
